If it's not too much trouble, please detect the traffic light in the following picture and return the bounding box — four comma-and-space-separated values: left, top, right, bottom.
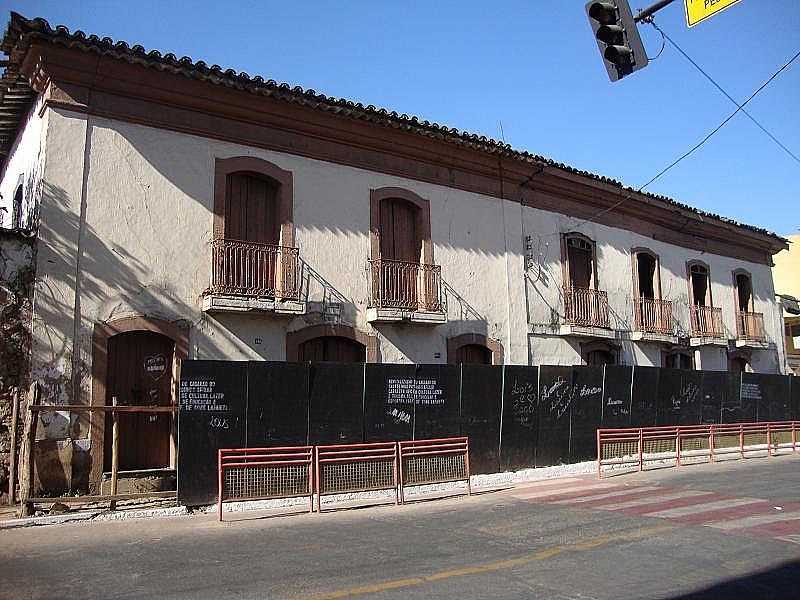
586, 0, 648, 82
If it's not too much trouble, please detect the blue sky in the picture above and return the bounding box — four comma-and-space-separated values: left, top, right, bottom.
5, 1, 799, 236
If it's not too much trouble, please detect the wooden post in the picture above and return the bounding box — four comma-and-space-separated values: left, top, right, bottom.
18, 383, 40, 517
109, 397, 120, 510
8, 387, 19, 505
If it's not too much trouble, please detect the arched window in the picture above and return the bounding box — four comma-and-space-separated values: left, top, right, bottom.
633, 250, 660, 300
11, 183, 23, 229
212, 157, 296, 299
688, 262, 712, 307
369, 187, 435, 312
563, 233, 596, 290
733, 270, 754, 313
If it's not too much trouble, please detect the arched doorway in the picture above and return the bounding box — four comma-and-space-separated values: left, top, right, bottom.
103, 330, 175, 471
91, 316, 189, 486
447, 333, 504, 365
454, 343, 492, 364
286, 324, 377, 363
298, 335, 366, 363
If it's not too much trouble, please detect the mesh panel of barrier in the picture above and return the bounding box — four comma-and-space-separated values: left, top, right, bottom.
224, 464, 310, 500
403, 454, 466, 486
680, 436, 709, 452
713, 434, 740, 449
643, 438, 676, 455
601, 440, 637, 461
320, 460, 395, 495
743, 433, 768, 446
772, 431, 793, 446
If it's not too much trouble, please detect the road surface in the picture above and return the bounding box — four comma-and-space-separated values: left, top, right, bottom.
2, 455, 799, 599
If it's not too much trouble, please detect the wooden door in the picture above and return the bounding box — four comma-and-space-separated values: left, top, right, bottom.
379, 198, 420, 308
455, 344, 492, 365
568, 244, 592, 289
104, 331, 175, 471
298, 336, 366, 363
224, 172, 280, 294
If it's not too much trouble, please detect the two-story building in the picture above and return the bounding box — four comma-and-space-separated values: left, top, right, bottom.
0, 13, 789, 490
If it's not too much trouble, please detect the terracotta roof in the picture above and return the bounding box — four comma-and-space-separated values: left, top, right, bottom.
0, 12, 787, 245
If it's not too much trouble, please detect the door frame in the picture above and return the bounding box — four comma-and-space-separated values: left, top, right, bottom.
89, 316, 189, 489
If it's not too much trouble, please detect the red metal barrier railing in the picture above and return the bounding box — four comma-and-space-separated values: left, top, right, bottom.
217, 446, 314, 521
216, 438, 473, 519
314, 441, 399, 512
398, 437, 471, 504
597, 421, 799, 478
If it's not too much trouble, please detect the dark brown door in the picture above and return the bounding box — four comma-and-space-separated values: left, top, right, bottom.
454, 344, 492, 364
104, 331, 175, 471
379, 198, 420, 308
298, 336, 366, 363
224, 172, 280, 294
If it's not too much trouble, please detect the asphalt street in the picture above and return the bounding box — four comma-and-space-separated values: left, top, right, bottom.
2, 456, 799, 600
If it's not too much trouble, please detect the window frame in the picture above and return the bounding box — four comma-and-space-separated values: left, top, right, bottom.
561, 232, 598, 291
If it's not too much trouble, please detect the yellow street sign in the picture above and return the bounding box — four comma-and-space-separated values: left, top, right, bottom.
685, 0, 742, 27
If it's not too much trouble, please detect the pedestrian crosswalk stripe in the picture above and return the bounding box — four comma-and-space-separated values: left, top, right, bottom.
643, 498, 763, 519
600, 490, 713, 511
550, 486, 661, 505
706, 510, 800, 531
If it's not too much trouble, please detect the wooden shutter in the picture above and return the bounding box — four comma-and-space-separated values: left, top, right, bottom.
225, 172, 279, 244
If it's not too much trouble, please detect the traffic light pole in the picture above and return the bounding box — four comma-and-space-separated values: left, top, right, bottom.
633, 0, 679, 22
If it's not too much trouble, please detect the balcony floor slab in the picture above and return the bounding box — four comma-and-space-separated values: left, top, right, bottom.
367, 307, 447, 325
202, 294, 305, 316
557, 324, 615, 339
735, 339, 769, 349
689, 335, 729, 347
630, 331, 679, 345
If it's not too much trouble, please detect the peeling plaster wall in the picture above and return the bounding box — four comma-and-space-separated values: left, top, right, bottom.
31, 109, 786, 382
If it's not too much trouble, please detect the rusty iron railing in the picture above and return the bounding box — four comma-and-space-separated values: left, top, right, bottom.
690, 305, 724, 338
210, 238, 300, 300
634, 297, 673, 335
563, 286, 610, 328
368, 258, 443, 312
736, 311, 766, 343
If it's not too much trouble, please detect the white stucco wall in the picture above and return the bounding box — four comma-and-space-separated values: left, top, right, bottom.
23, 106, 787, 411
0, 96, 46, 230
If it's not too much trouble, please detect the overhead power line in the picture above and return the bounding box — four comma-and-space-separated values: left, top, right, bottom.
574, 45, 800, 229
650, 20, 800, 166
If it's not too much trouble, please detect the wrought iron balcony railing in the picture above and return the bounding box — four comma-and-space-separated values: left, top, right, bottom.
634, 297, 674, 336
368, 258, 443, 313
210, 238, 300, 300
563, 286, 610, 328
690, 305, 724, 338
736, 311, 766, 343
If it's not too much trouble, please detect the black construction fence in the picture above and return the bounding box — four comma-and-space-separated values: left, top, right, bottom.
178, 361, 800, 505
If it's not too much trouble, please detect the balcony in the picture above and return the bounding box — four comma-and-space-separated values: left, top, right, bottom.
366, 258, 446, 324
559, 287, 613, 338
201, 238, 305, 315
632, 298, 677, 344
689, 305, 726, 345
735, 311, 767, 347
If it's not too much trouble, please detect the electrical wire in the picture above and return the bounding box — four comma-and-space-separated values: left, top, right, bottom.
650, 20, 800, 166
569, 45, 800, 230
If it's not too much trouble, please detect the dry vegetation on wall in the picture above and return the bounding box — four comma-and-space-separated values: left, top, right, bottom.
0, 230, 36, 500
